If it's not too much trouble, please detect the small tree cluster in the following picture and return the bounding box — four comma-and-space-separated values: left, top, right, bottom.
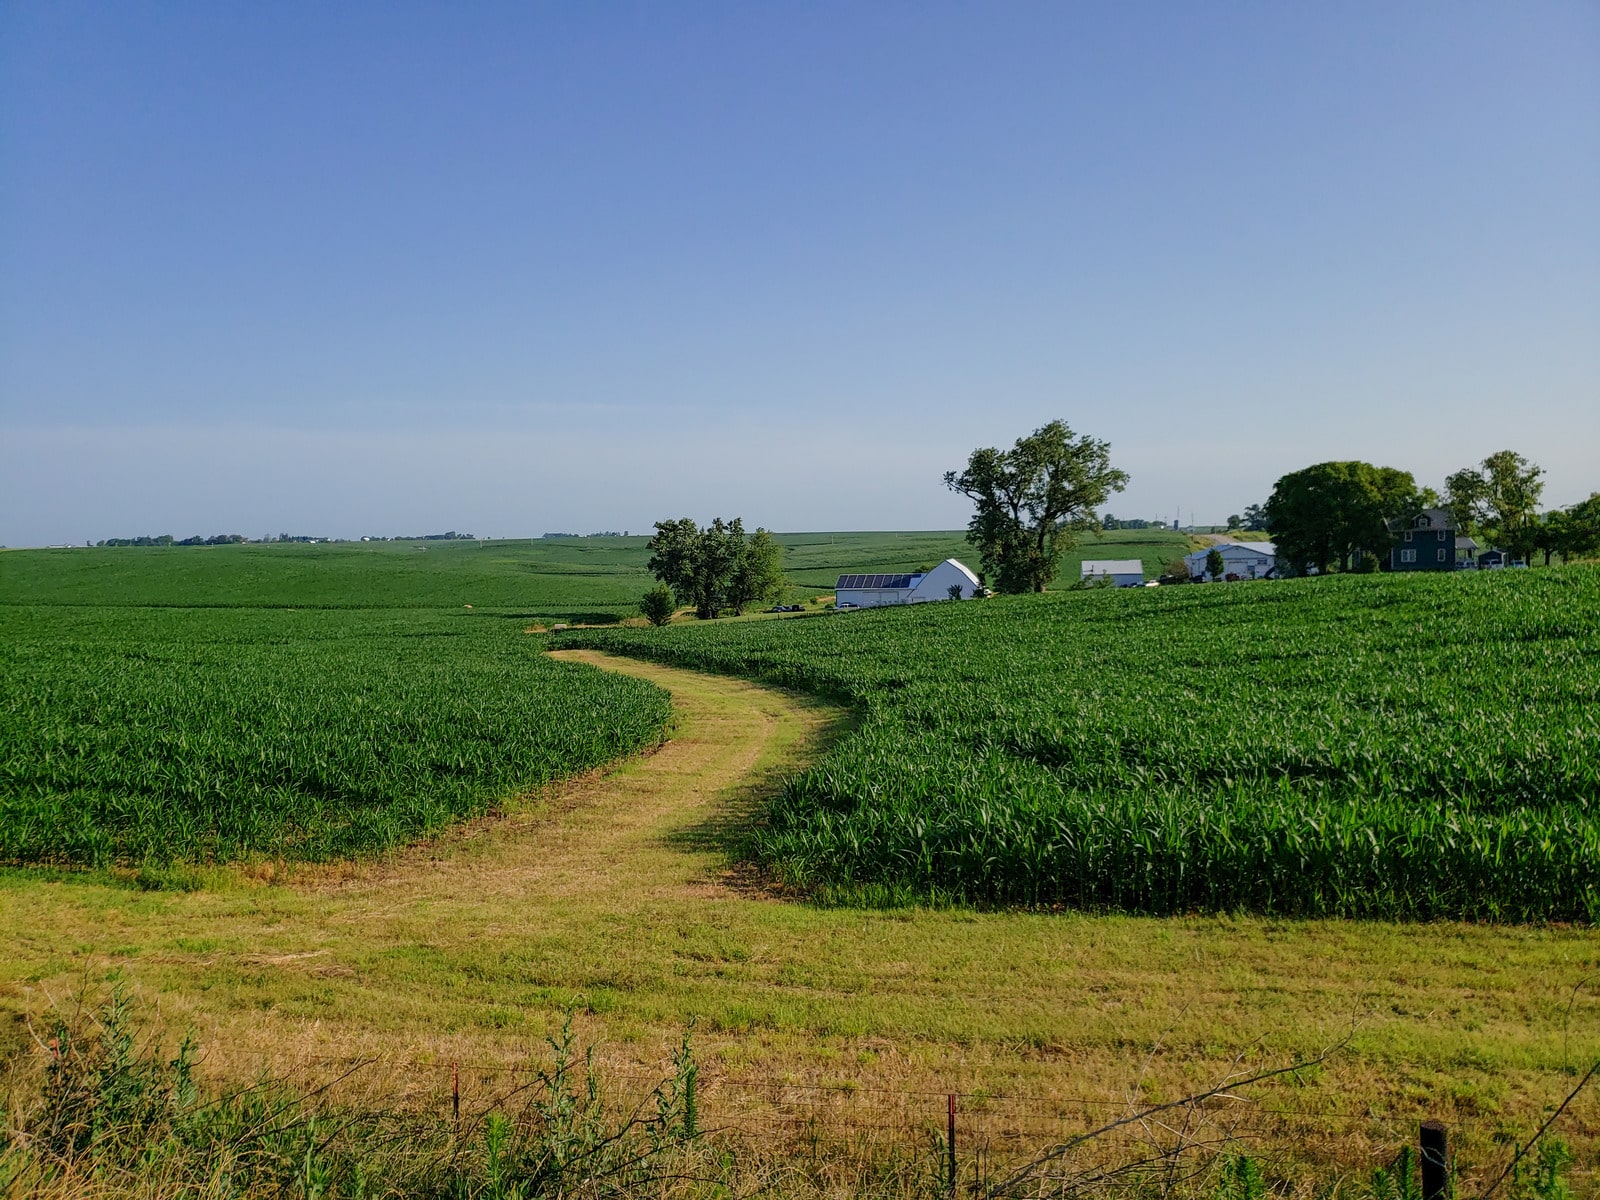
1534, 493, 1600, 565
646, 518, 785, 619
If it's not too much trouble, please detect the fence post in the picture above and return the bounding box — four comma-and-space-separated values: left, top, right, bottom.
453, 1062, 461, 1137
1420, 1120, 1447, 1200
948, 1093, 957, 1197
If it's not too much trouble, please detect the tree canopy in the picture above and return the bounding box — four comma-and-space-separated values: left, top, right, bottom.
944, 421, 1128, 593
1445, 450, 1545, 562
1535, 493, 1600, 565
646, 518, 785, 619
1263, 461, 1425, 575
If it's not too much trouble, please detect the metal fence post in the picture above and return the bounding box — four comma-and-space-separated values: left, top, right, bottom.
1420, 1120, 1447, 1200
948, 1093, 957, 1197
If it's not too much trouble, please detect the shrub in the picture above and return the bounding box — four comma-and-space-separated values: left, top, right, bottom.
640, 584, 676, 626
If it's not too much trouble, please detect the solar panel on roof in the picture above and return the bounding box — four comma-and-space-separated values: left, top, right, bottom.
836, 573, 916, 589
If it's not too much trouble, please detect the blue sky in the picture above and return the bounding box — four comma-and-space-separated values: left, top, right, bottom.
2, 2, 1596, 544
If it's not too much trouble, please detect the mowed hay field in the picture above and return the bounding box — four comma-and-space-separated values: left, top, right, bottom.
1, 543, 1597, 1190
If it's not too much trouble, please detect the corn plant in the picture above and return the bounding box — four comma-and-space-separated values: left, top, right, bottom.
0, 607, 671, 866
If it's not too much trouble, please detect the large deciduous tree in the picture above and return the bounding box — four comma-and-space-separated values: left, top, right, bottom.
646, 518, 785, 619
944, 421, 1128, 594
1263, 461, 1424, 575
1445, 450, 1545, 563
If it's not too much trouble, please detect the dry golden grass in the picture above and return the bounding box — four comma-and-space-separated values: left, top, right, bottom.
1, 650, 1595, 1190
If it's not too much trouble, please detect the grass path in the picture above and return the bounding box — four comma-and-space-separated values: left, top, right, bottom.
1, 649, 1596, 1179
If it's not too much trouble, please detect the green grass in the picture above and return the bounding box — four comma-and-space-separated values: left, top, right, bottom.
564, 568, 1600, 921
0, 606, 672, 865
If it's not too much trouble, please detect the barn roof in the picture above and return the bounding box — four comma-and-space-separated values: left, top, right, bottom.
836, 573, 919, 590
1080, 559, 1144, 574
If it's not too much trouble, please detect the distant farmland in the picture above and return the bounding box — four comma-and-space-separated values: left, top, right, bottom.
568, 567, 1600, 922
0, 528, 1190, 618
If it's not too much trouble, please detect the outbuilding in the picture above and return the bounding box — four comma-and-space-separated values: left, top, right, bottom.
1183, 541, 1280, 580
1080, 559, 1146, 587
1477, 549, 1526, 569
835, 559, 981, 609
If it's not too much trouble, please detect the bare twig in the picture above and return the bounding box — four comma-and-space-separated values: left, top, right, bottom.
985, 1031, 1351, 1199
1476, 1059, 1600, 1200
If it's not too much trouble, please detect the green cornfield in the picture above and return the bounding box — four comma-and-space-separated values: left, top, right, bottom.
0, 607, 672, 865
568, 568, 1600, 921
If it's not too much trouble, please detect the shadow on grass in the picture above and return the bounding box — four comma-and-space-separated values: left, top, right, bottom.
659, 690, 859, 896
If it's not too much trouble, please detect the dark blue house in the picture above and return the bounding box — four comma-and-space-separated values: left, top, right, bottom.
1387, 508, 1459, 572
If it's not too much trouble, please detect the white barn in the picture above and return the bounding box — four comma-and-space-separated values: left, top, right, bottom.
1080, 559, 1146, 587
1184, 540, 1279, 580
835, 559, 981, 609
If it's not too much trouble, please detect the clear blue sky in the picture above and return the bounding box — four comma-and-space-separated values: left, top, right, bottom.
2, 2, 1596, 544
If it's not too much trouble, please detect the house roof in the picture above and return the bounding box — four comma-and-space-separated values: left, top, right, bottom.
836, 573, 918, 590
1387, 507, 1458, 533
1080, 559, 1144, 574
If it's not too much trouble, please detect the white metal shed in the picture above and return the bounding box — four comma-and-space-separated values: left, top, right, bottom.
1080, 559, 1145, 587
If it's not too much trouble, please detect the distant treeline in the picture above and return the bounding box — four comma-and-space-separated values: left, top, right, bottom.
380, 531, 476, 541
93, 531, 478, 547
1098, 516, 1173, 531
98, 534, 248, 547
543, 531, 626, 539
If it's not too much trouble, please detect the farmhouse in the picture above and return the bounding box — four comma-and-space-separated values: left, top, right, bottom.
1183, 541, 1280, 580
1080, 559, 1145, 587
835, 559, 981, 608
1386, 508, 1461, 572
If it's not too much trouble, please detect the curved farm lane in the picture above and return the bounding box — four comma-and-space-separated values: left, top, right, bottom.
0, 650, 1595, 1172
